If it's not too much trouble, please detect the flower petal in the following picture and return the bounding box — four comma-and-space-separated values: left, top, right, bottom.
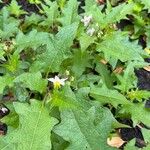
48, 78, 55, 82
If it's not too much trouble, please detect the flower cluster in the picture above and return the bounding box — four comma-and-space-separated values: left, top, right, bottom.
81, 15, 92, 27
81, 15, 96, 36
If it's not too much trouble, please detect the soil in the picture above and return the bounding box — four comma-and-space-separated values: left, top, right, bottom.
0, 123, 7, 135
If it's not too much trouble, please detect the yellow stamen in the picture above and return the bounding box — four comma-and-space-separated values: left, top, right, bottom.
54, 81, 61, 89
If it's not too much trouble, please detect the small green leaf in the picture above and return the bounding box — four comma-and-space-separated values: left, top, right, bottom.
59, 0, 79, 26
3, 53, 20, 73
8, 0, 26, 17
95, 62, 113, 88
127, 90, 150, 102
40, 1, 59, 26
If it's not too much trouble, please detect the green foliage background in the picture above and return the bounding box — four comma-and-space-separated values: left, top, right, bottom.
0, 0, 150, 149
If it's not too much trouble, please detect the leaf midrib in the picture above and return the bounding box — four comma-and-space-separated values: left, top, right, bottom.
29, 109, 42, 150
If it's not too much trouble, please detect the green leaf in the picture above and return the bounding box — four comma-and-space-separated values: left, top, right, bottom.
115, 61, 149, 92
127, 90, 150, 102
124, 139, 136, 150
1, 100, 58, 150
142, 128, 150, 143
14, 72, 47, 93
23, 13, 42, 27
95, 62, 113, 88
3, 53, 20, 73
1, 103, 19, 128
0, 47, 5, 61
97, 31, 144, 64
90, 86, 130, 107
140, 0, 150, 12
0, 8, 19, 39
71, 50, 90, 78
15, 30, 49, 53
78, 33, 96, 52
54, 106, 117, 150
0, 138, 17, 150
104, 2, 134, 28
87, 2, 134, 29
13, 83, 29, 102
8, 0, 26, 17
123, 103, 150, 125
143, 144, 150, 150
59, 0, 79, 26
146, 27, 150, 48
33, 23, 78, 72
84, 0, 97, 12
0, 74, 13, 94
51, 85, 78, 109
28, 0, 41, 4
40, 1, 59, 26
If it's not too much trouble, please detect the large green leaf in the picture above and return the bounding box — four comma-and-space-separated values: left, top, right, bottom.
0, 100, 58, 150
15, 30, 49, 53
33, 23, 78, 72
14, 72, 47, 93
97, 31, 145, 64
40, 1, 59, 26
90, 86, 130, 107
54, 106, 117, 150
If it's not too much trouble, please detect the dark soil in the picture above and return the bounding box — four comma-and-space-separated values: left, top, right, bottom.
135, 69, 150, 91
0, 123, 7, 135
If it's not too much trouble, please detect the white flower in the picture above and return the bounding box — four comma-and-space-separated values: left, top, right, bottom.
48, 76, 67, 89
1, 107, 8, 113
87, 28, 95, 36
81, 15, 92, 27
